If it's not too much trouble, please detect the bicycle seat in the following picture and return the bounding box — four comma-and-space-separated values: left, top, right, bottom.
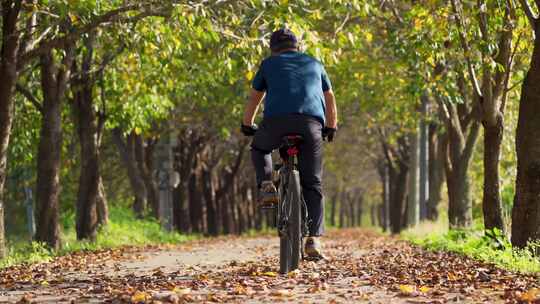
282, 135, 304, 147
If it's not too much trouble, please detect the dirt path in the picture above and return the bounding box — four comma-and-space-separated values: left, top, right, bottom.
0, 229, 538, 303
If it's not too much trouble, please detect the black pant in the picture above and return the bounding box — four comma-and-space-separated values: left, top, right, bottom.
251, 114, 324, 236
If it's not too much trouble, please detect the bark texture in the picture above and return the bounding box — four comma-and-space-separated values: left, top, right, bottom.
427, 124, 446, 221
0, 0, 22, 258
72, 36, 101, 240
512, 26, 540, 248
482, 115, 505, 232
96, 176, 109, 226
380, 135, 410, 234
112, 129, 148, 218
35, 48, 74, 249
440, 91, 480, 229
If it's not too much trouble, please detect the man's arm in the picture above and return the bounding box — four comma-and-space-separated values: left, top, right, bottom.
243, 89, 266, 126
324, 90, 338, 128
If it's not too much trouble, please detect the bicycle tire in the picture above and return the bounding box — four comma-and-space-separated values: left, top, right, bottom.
279, 170, 291, 274
288, 169, 302, 271
279, 233, 290, 274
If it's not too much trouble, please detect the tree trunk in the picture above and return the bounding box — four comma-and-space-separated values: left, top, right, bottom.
407, 131, 420, 227
203, 168, 219, 235
348, 194, 355, 227
356, 194, 363, 226
96, 176, 108, 226
377, 160, 390, 231
446, 165, 472, 228
35, 49, 73, 249
482, 115, 505, 233
339, 192, 346, 228
389, 161, 409, 233
427, 124, 445, 220
72, 43, 100, 240
143, 140, 159, 218
330, 192, 337, 227
370, 204, 377, 227
134, 135, 158, 218
188, 172, 204, 233
512, 31, 540, 248
112, 129, 148, 218
74, 101, 99, 240
419, 95, 429, 220
173, 179, 192, 233
444, 101, 480, 229
0, 1, 22, 257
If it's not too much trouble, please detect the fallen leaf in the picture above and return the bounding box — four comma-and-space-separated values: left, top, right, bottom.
287, 269, 300, 278
131, 291, 149, 303
271, 289, 293, 297
419, 286, 430, 293
399, 284, 418, 296
520, 288, 540, 302
262, 271, 278, 277
173, 287, 192, 295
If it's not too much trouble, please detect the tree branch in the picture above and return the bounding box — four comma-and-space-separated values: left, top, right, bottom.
334, 12, 350, 38
519, 0, 540, 30
518, 0, 539, 27
16, 83, 42, 112
19, 2, 169, 65
461, 120, 480, 165
477, 0, 489, 41
451, 0, 483, 98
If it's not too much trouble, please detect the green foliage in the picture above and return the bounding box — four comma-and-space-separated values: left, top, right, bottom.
1, 207, 192, 268
406, 228, 540, 274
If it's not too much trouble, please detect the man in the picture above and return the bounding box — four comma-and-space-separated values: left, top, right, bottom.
241, 28, 338, 259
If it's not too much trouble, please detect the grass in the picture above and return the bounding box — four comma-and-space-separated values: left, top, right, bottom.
403, 220, 540, 274
1, 207, 194, 268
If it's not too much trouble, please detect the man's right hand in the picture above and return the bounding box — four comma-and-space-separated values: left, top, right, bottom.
323, 127, 337, 142
241, 123, 258, 136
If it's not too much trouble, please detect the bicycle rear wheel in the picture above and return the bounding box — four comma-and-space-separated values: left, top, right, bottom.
288, 170, 302, 271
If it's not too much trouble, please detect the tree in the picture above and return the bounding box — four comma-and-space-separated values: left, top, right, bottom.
511, 0, 540, 248
450, 0, 516, 234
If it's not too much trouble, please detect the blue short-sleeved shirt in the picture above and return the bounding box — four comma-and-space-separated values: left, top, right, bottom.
252, 51, 332, 125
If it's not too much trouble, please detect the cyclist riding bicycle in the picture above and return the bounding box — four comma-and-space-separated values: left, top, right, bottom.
241, 28, 338, 259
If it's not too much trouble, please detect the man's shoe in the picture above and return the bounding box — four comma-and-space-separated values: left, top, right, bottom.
304, 237, 325, 260
258, 180, 278, 207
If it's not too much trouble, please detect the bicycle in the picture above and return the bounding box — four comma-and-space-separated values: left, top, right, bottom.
272, 135, 310, 274
244, 128, 324, 274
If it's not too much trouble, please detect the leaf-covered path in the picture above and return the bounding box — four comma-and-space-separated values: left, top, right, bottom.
1, 229, 539, 303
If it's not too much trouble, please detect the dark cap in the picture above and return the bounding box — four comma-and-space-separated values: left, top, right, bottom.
270, 28, 298, 52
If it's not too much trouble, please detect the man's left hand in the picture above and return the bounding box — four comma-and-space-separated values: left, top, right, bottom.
323, 127, 337, 142
241, 123, 258, 136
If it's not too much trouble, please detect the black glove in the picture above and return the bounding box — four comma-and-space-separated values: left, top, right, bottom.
241, 123, 258, 136
323, 127, 337, 142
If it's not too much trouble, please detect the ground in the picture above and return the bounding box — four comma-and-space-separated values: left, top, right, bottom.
0, 229, 539, 303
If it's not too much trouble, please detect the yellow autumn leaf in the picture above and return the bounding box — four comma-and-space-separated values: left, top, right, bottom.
131, 291, 149, 303
262, 271, 278, 277
245, 70, 254, 81
398, 284, 416, 295
419, 286, 431, 293
287, 269, 300, 278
